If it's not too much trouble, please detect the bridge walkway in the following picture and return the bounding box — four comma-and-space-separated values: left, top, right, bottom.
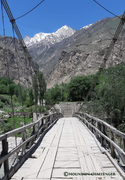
11, 117, 124, 180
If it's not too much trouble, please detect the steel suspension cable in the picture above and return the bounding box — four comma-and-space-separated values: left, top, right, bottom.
78, 11, 125, 112
1, 2, 5, 36
93, 0, 121, 19
1, 0, 40, 121
1, 0, 38, 76
1, 2, 15, 129
15, 0, 45, 21
11, 26, 27, 125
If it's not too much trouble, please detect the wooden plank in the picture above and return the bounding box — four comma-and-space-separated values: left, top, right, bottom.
71, 118, 89, 173
37, 118, 64, 179
54, 160, 80, 168
56, 154, 78, 161
12, 118, 61, 179
51, 121, 64, 147
37, 147, 58, 179
72, 118, 125, 180
11, 117, 124, 180
82, 115, 125, 163
75, 124, 103, 173
58, 147, 77, 153
52, 118, 83, 179
77, 146, 89, 172
12, 146, 49, 179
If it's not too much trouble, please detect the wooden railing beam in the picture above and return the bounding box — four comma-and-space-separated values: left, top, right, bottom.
74, 112, 125, 165
0, 112, 63, 180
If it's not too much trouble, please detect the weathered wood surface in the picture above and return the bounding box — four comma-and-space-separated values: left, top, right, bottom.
11, 117, 124, 180
0, 113, 62, 180
74, 112, 125, 165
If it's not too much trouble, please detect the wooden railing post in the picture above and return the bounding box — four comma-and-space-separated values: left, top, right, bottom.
100, 124, 106, 147
41, 118, 44, 133
33, 124, 36, 136
48, 116, 50, 126
0, 113, 63, 180
52, 114, 54, 123
91, 118, 94, 133
109, 130, 116, 158
74, 113, 125, 165
88, 117, 91, 130
2, 138, 9, 175
50, 114, 53, 124
22, 129, 27, 154
37, 121, 40, 138
98, 122, 102, 142
95, 121, 99, 139
123, 138, 125, 152
86, 115, 89, 127
46, 116, 49, 128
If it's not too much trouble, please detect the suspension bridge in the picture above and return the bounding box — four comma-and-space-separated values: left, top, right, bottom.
0, 103, 125, 180
0, 0, 125, 179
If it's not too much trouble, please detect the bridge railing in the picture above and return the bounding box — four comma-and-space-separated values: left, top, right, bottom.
0, 112, 63, 180
74, 112, 125, 165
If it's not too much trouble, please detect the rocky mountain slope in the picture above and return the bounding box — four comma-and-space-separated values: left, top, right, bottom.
24, 25, 75, 59
24, 25, 75, 47
26, 17, 125, 88
0, 36, 38, 87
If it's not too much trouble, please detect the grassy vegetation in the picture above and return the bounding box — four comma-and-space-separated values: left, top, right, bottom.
0, 116, 32, 134
0, 75, 48, 134
7, 116, 32, 128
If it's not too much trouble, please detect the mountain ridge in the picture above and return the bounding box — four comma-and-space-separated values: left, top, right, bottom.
25, 16, 125, 88
24, 25, 75, 47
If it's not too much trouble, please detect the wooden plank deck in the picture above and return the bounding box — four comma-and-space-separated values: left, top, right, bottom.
11, 117, 124, 180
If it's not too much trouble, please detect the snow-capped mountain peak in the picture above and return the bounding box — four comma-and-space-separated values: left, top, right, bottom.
82, 23, 93, 29
54, 25, 75, 37
24, 25, 75, 47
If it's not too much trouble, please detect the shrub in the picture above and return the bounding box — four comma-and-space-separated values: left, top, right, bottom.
117, 123, 125, 133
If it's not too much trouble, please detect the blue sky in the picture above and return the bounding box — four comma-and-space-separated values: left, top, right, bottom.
0, 0, 125, 38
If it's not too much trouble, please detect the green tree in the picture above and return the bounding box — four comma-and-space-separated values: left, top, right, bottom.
68, 75, 94, 101
29, 88, 34, 106
96, 62, 125, 127
45, 84, 62, 105
32, 72, 46, 106
0, 77, 14, 94
38, 72, 46, 106
32, 74, 39, 105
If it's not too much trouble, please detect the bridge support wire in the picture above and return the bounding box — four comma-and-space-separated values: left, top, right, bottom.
1, 0, 38, 75
79, 11, 125, 112
0, 0, 41, 121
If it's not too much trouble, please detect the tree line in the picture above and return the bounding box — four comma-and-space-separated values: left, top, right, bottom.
0, 71, 46, 110
0, 62, 125, 133
45, 62, 125, 133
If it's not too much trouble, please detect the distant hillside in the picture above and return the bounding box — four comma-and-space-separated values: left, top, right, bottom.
0, 36, 38, 87
26, 16, 125, 88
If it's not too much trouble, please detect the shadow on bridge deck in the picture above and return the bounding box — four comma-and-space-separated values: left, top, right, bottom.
11, 117, 124, 180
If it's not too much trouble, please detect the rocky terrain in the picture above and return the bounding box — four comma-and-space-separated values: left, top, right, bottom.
0, 16, 124, 89
24, 25, 75, 60
25, 16, 125, 88
0, 36, 38, 87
